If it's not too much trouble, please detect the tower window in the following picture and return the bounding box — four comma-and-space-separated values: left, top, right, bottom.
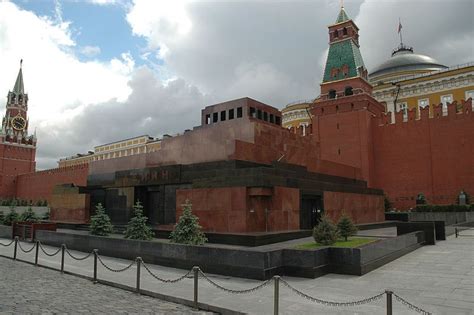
334, 30, 339, 38
343, 27, 348, 35
263, 112, 268, 121
275, 116, 281, 125
344, 86, 353, 96
328, 90, 336, 99
221, 110, 226, 121
237, 107, 243, 118
229, 109, 235, 120
213, 112, 218, 123
249, 107, 256, 118
205, 114, 211, 124
257, 109, 262, 120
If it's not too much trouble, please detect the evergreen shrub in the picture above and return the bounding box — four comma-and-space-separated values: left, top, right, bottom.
90, 203, 113, 236
170, 200, 207, 245
312, 215, 339, 246
124, 201, 154, 240
337, 213, 358, 241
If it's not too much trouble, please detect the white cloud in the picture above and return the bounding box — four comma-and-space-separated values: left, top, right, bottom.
0, 1, 134, 167
80, 45, 101, 57
2, 0, 472, 170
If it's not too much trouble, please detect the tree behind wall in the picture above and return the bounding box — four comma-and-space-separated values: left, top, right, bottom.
124, 200, 154, 240
3, 202, 19, 226
19, 206, 39, 222
170, 200, 207, 245
90, 203, 114, 236
313, 215, 339, 246
337, 212, 358, 241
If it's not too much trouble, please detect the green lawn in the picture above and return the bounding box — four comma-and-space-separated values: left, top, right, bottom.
294, 237, 377, 250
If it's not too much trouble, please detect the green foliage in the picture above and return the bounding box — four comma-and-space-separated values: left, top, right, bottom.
170, 200, 207, 245
3, 208, 19, 226
337, 213, 358, 241
384, 194, 392, 211
312, 215, 339, 246
19, 207, 39, 222
414, 204, 472, 212
124, 200, 154, 240
42, 209, 50, 220
416, 193, 426, 205
90, 203, 113, 236
0, 211, 4, 224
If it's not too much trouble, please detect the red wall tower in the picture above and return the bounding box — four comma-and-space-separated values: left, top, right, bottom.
0, 61, 37, 198
311, 6, 384, 187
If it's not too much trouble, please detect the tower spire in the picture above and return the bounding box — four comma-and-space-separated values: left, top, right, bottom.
13, 59, 24, 95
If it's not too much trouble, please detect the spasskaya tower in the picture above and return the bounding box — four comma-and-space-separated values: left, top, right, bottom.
0, 60, 37, 197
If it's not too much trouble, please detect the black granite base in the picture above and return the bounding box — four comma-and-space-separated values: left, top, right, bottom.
35, 230, 426, 280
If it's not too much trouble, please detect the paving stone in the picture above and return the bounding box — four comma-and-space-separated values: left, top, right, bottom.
0, 259, 214, 314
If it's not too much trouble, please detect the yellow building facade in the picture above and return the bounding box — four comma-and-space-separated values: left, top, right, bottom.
281, 100, 312, 131
58, 135, 162, 167
372, 63, 474, 119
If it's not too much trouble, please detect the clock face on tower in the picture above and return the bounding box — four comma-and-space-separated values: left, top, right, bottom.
12, 116, 26, 131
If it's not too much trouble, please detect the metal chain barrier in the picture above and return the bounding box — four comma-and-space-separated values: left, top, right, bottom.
39, 242, 62, 257
97, 254, 136, 273
65, 247, 94, 261
0, 239, 15, 247
280, 278, 385, 307
393, 292, 432, 315
199, 269, 273, 294
17, 241, 36, 253
142, 261, 193, 283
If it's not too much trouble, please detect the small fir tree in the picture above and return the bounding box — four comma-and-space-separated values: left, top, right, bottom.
20, 206, 39, 222
337, 212, 358, 241
384, 195, 392, 211
124, 200, 154, 240
3, 208, 19, 226
313, 215, 339, 246
170, 200, 207, 245
416, 193, 426, 205
90, 203, 113, 236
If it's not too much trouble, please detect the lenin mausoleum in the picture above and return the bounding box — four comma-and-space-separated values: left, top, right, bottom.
1, 7, 473, 233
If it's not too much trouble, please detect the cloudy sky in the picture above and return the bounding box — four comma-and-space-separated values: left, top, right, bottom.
0, 0, 472, 169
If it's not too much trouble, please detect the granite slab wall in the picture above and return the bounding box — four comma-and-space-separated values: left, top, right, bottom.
36, 230, 426, 280
386, 211, 474, 225
0, 225, 12, 239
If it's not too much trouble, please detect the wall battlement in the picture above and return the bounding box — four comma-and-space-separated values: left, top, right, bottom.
375, 98, 472, 126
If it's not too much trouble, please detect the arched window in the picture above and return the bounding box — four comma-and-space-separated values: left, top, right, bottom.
344, 86, 353, 96
333, 30, 338, 38
343, 27, 348, 35
328, 90, 336, 99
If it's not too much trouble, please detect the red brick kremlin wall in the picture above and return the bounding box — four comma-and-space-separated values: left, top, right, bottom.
372, 99, 473, 209
15, 164, 89, 203
0, 144, 36, 197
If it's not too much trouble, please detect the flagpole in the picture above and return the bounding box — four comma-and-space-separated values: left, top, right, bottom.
399, 18, 403, 45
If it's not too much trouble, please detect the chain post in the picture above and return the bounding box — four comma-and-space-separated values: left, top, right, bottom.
193, 266, 199, 310
93, 249, 98, 283
60, 244, 65, 273
34, 240, 39, 266
386, 290, 393, 315
274, 276, 280, 315
455, 228, 458, 238
13, 237, 18, 260
136, 257, 142, 294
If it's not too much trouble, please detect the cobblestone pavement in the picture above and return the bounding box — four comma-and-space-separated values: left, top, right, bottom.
0, 258, 214, 314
